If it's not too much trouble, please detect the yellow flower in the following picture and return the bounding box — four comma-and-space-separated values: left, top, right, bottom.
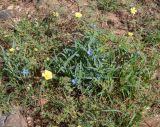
77, 126, 82, 127
34, 48, 38, 51
128, 32, 134, 36
130, 7, 137, 15
75, 12, 82, 18
42, 70, 53, 80
27, 86, 30, 90
27, 84, 32, 90
46, 57, 50, 61
28, 84, 32, 87
52, 12, 59, 17
9, 48, 15, 52
4, 35, 9, 38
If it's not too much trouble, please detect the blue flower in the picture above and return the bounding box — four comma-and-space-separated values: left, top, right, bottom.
21, 68, 30, 76
87, 49, 93, 56
71, 79, 78, 85
96, 74, 101, 80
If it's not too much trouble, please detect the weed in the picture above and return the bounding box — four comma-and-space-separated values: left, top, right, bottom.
96, 0, 118, 11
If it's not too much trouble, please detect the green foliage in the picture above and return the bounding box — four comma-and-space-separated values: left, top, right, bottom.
0, 1, 159, 126
1, 19, 159, 125
144, 30, 160, 44
96, 0, 118, 11
53, 31, 111, 88
52, 31, 156, 98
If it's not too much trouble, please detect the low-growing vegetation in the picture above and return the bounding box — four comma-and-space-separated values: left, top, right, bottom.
0, 0, 159, 127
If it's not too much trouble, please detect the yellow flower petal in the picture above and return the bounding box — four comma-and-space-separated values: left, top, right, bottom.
34, 48, 38, 51
27, 86, 31, 90
128, 32, 134, 37
53, 12, 59, 17
130, 7, 137, 15
9, 48, 15, 52
42, 72, 45, 77
46, 57, 50, 61
42, 70, 53, 80
75, 12, 82, 18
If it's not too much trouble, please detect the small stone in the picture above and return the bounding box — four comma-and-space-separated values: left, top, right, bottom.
0, 10, 12, 20
0, 111, 27, 127
27, 116, 33, 126
0, 116, 7, 126
27, 116, 32, 120
7, 5, 14, 10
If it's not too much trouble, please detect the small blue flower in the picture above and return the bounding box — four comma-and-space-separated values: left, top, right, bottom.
21, 68, 30, 76
96, 76, 101, 80
96, 74, 101, 80
71, 79, 78, 85
87, 49, 93, 56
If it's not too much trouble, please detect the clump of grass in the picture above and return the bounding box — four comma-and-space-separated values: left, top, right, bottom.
50, 30, 158, 126
96, 0, 118, 11
144, 30, 160, 44
52, 30, 157, 98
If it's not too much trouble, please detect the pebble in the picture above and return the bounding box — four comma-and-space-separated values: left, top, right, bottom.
0, 10, 12, 20
7, 5, 14, 10
0, 111, 27, 127
27, 116, 33, 126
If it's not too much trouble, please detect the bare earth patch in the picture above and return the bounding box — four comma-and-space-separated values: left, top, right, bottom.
140, 115, 160, 127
